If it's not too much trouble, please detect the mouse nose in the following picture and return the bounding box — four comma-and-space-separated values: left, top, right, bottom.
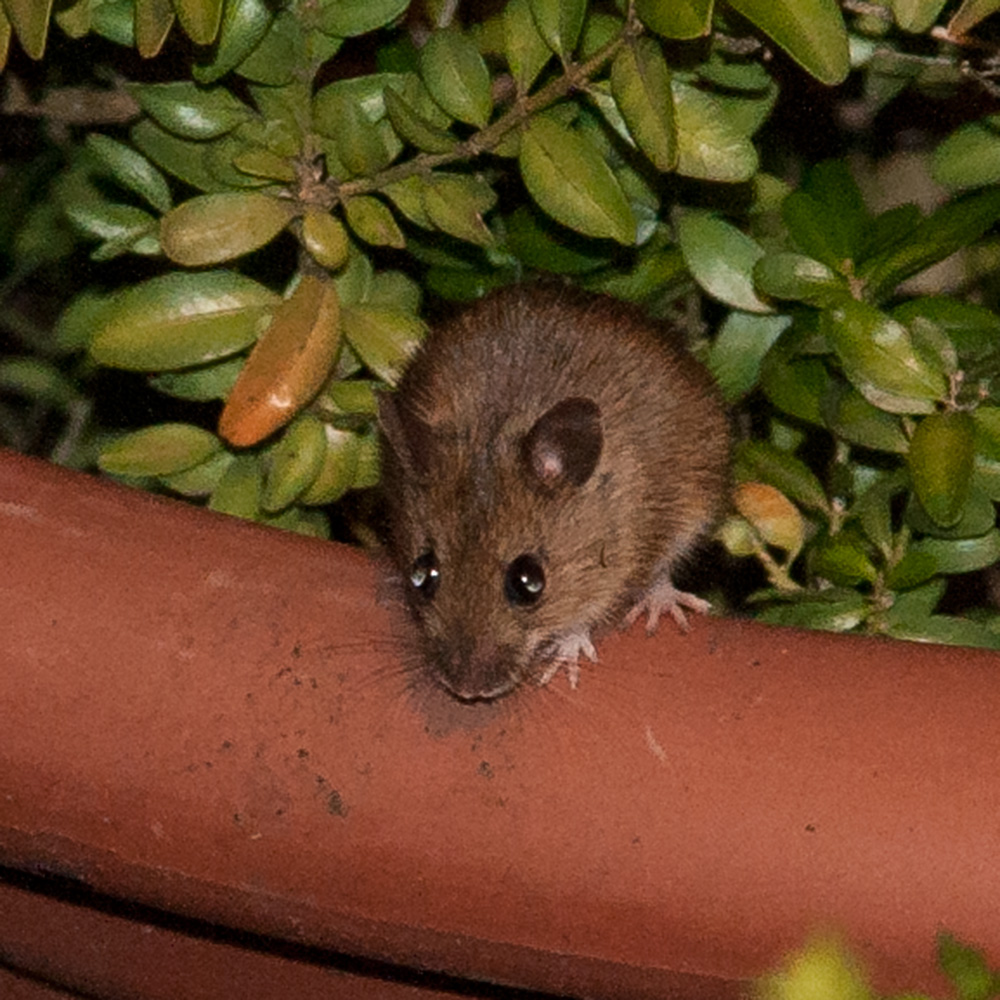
438, 635, 518, 702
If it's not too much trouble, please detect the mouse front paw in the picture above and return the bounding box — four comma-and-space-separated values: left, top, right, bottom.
624, 579, 711, 634
536, 629, 598, 690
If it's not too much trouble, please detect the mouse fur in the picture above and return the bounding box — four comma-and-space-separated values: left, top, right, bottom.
378, 283, 730, 702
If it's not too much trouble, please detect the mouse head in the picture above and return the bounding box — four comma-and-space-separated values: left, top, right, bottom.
379, 391, 620, 701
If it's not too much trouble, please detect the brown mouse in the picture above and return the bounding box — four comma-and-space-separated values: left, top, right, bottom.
378, 283, 730, 702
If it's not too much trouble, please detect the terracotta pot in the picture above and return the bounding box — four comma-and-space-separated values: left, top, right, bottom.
1, 448, 998, 998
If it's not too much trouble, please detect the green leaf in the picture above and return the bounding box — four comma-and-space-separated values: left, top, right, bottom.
383, 85, 456, 154
300, 425, 361, 504
5, 0, 52, 58
975, 456, 1000, 502
370, 271, 421, 313
886, 613, 1000, 649
505, 0, 552, 93
710, 82, 778, 140
319, 379, 379, 417
160, 192, 295, 266
886, 547, 939, 590
908, 530, 1000, 575
419, 27, 492, 128
134, 0, 173, 56
581, 244, 686, 301
734, 439, 829, 513
708, 312, 790, 401
672, 79, 758, 183
232, 147, 296, 183
344, 195, 406, 248
698, 51, 772, 91
149, 356, 243, 401
0, 358, 79, 408
933, 120, 1000, 191
852, 470, 908, 554
161, 450, 234, 497
822, 383, 909, 454
99, 423, 221, 477
55, 291, 115, 353
318, 0, 409, 37
175, 0, 223, 45
313, 88, 394, 177
519, 113, 636, 244
906, 485, 997, 540
810, 529, 879, 586
505, 204, 612, 274
635, 0, 713, 40
802, 160, 868, 243
611, 38, 677, 172
209, 453, 262, 519
193, 0, 272, 85
975, 406, 1000, 460
886, 577, 946, 619
821, 299, 948, 414
264, 507, 330, 538
341, 306, 425, 385
753, 252, 849, 307
761, 354, 829, 426
55, 0, 90, 38
64, 201, 159, 260
726, 0, 849, 85
312, 73, 410, 165
262, 414, 327, 512
127, 81, 252, 140
908, 411, 977, 527
352, 430, 381, 489
422, 173, 497, 247
893, 297, 1000, 363
130, 120, 226, 194
423, 266, 513, 302
383, 175, 433, 228
91, 0, 134, 45
246, 81, 308, 153
332, 244, 374, 305
529, 0, 586, 58
676, 211, 771, 313
854, 203, 920, 269
892, 0, 948, 32
756, 592, 869, 632
90, 271, 279, 371
302, 209, 351, 270
86, 134, 172, 214
782, 192, 856, 271
234, 10, 303, 86
859, 187, 1000, 303
937, 934, 998, 1000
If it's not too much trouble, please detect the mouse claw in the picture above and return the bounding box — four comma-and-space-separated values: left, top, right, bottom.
625, 581, 711, 634
537, 629, 598, 690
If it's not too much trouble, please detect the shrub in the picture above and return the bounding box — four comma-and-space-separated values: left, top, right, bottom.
1, 0, 998, 644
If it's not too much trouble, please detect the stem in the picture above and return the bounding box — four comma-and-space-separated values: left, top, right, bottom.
756, 544, 802, 593
330, 20, 640, 204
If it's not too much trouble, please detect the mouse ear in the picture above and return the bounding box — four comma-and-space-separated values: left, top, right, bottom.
522, 397, 602, 489
378, 390, 430, 478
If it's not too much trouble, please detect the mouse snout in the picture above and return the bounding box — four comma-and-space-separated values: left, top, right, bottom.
434, 632, 521, 702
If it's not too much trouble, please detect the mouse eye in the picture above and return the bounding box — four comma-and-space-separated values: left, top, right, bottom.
409, 551, 440, 599
504, 554, 545, 607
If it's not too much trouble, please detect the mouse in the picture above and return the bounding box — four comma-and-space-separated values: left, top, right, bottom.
377, 283, 730, 702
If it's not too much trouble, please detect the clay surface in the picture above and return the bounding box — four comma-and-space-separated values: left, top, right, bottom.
1, 450, 998, 997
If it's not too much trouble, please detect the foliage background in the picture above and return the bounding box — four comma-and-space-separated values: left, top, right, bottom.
2, 0, 1000, 646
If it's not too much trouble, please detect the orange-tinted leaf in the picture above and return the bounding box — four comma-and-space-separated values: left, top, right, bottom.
219, 274, 341, 447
